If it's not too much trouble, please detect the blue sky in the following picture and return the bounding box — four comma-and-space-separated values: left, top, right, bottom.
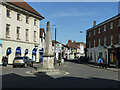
27, 2, 118, 45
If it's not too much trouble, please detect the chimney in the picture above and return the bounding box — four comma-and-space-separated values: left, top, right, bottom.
73, 40, 75, 43
93, 20, 96, 26
68, 40, 72, 44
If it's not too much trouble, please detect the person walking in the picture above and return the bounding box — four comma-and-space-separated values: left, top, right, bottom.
98, 57, 103, 68
2, 55, 8, 67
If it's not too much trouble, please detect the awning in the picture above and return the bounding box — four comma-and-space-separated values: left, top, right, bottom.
16, 47, 21, 54
32, 48, 37, 54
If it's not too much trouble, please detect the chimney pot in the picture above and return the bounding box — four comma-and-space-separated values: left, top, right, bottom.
94, 20, 96, 26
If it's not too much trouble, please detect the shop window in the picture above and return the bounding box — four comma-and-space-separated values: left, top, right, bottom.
90, 53, 92, 61
99, 52, 103, 58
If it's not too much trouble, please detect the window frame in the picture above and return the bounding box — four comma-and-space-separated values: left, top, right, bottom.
6, 24, 10, 38
17, 27, 20, 40
6, 9, 11, 18
104, 25, 106, 31
110, 22, 113, 29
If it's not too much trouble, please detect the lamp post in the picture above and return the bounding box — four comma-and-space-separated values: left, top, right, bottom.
52, 25, 56, 66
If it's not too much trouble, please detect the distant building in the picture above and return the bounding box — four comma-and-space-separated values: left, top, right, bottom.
0, 1, 44, 64
86, 14, 120, 67
66, 40, 86, 59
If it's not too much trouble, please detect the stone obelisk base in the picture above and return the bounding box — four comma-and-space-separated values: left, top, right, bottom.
43, 56, 54, 69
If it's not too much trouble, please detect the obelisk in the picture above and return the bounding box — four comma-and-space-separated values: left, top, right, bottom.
43, 22, 54, 69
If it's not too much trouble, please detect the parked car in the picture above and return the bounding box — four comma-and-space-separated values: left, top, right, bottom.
13, 56, 33, 68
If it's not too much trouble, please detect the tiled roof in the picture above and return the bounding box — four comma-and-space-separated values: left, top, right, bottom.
7, 0, 44, 19
40, 28, 45, 37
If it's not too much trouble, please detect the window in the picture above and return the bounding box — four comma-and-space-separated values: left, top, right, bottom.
98, 27, 100, 33
34, 31, 37, 42
6, 9, 10, 17
118, 34, 120, 43
104, 37, 106, 46
110, 35, 113, 45
89, 41, 91, 48
17, 13, 21, 21
6, 24, 10, 38
94, 40, 95, 47
110, 22, 113, 29
98, 39, 100, 45
34, 19, 37, 25
26, 16, 29, 24
17, 27, 20, 39
26, 29, 29, 41
104, 25, 106, 31
89, 32, 90, 37
118, 19, 120, 26
94, 29, 95, 35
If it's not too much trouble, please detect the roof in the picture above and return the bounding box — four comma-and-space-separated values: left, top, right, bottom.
40, 28, 45, 38
87, 14, 120, 31
7, 0, 44, 19
52, 40, 60, 46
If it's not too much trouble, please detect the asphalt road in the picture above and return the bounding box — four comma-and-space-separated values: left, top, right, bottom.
1, 61, 120, 88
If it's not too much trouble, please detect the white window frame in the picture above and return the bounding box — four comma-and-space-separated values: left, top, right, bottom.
118, 19, 120, 26
26, 29, 29, 41
98, 27, 100, 33
17, 27, 20, 40
17, 13, 21, 21
6, 9, 10, 17
98, 39, 100, 45
104, 37, 106, 46
110, 35, 113, 45
104, 25, 106, 31
94, 40, 95, 47
26, 16, 29, 24
6, 24, 10, 38
34, 19, 37, 26
110, 22, 113, 29
34, 31, 37, 42
89, 32, 90, 37
94, 29, 95, 35
118, 33, 120, 43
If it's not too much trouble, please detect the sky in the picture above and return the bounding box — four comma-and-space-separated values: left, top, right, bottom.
27, 2, 118, 45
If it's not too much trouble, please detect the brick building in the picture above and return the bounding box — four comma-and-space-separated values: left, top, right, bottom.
86, 14, 120, 67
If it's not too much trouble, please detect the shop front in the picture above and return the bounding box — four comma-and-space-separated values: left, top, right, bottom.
108, 47, 120, 67
39, 48, 44, 63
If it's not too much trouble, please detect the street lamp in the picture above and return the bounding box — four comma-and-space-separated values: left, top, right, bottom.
52, 25, 56, 66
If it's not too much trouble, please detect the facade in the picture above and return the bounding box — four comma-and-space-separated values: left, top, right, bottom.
86, 14, 120, 67
0, 1, 44, 64
39, 28, 45, 63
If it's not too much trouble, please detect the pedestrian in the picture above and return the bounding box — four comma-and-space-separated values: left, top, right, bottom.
98, 57, 103, 68
2, 55, 8, 67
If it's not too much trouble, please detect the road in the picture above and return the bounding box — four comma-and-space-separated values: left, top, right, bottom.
1, 61, 120, 88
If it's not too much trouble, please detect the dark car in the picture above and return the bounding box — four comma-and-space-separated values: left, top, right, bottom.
13, 56, 33, 68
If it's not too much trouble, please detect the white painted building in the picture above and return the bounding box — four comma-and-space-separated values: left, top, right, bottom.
0, 1, 44, 64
